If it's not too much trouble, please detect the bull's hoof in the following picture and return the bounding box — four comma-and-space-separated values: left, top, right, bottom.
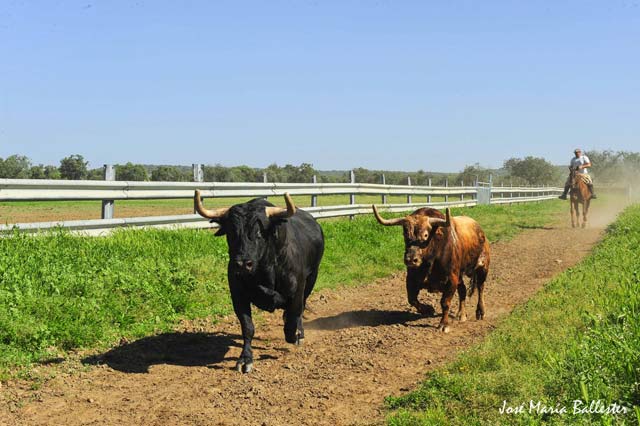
581, 223, 587, 229
235, 358, 254, 374
456, 312, 468, 322
296, 335, 304, 346
437, 324, 450, 333
476, 311, 484, 320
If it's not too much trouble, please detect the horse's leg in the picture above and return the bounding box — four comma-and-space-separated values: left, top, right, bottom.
570, 200, 576, 228
582, 199, 590, 228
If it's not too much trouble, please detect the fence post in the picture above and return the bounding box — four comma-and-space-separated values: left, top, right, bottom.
192, 164, 204, 213
262, 171, 269, 201
488, 174, 493, 204
407, 176, 412, 204
473, 176, 478, 200
350, 170, 356, 220
460, 180, 464, 202
427, 177, 432, 203
311, 175, 318, 207
381, 174, 387, 205
445, 178, 449, 203
101, 164, 115, 220
192, 164, 204, 183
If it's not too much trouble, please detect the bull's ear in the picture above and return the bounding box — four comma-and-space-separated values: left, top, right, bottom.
258, 215, 273, 230
213, 223, 226, 236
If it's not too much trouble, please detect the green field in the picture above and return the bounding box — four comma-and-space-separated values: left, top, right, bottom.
0, 200, 564, 379
386, 203, 640, 425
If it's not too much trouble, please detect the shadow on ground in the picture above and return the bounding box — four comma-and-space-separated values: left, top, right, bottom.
306, 309, 424, 331
82, 332, 243, 373
515, 224, 557, 230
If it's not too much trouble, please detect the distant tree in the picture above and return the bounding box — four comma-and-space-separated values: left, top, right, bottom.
87, 168, 105, 180
151, 166, 189, 182
0, 155, 31, 178
503, 156, 560, 185
587, 150, 640, 184
44, 165, 61, 180
279, 163, 317, 183
228, 165, 260, 182
204, 164, 235, 182
116, 162, 148, 181
456, 163, 491, 186
59, 154, 88, 180
263, 163, 284, 182
29, 164, 46, 179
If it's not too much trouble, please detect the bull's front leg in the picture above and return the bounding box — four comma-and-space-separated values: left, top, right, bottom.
229, 283, 255, 373
438, 275, 458, 333
406, 268, 434, 316
249, 284, 287, 312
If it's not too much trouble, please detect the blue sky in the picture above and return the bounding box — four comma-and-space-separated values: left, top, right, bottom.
1, 1, 638, 171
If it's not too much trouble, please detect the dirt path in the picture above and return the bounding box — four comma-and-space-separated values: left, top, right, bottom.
0, 207, 619, 426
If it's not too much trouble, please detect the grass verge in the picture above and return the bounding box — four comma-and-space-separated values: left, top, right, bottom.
0, 200, 564, 379
386, 203, 640, 425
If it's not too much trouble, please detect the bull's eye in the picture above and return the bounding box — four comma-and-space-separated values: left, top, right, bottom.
423, 232, 429, 239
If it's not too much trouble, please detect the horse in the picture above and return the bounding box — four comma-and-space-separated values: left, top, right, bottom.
569, 166, 592, 228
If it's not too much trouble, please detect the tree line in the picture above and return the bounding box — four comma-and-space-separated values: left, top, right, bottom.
0, 151, 637, 186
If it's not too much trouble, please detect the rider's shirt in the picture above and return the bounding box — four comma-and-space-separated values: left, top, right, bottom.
570, 155, 590, 174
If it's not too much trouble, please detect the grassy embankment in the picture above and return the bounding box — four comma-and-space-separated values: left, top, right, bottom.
0, 200, 564, 379
386, 203, 640, 425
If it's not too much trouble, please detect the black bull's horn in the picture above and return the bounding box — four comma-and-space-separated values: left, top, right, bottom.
194, 190, 296, 221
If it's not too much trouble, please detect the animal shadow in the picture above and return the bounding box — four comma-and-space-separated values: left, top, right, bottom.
305, 309, 423, 331
515, 224, 556, 230
82, 331, 242, 373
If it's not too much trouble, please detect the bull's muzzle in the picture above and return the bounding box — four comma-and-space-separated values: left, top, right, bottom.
233, 258, 256, 274
404, 251, 423, 268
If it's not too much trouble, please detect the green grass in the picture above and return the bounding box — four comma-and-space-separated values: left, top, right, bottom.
0, 200, 564, 379
386, 203, 640, 425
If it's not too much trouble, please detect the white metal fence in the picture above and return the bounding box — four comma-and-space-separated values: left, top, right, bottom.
0, 174, 563, 236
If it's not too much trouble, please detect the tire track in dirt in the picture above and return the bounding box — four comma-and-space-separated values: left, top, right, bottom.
1, 206, 619, 426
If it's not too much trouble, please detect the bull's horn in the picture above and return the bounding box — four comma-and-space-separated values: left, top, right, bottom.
265, 193, 296, 218
194, 190, 230, 221
428, 208, 451, 227
372, 204, 406, 226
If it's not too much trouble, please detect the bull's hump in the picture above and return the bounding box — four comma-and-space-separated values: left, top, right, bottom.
452, 215, 478, 226
451, 216, 485, 243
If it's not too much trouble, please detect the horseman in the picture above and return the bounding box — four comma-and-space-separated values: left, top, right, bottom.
558, 148, 597, 200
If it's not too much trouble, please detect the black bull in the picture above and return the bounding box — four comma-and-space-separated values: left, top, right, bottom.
194, 191, 324, 373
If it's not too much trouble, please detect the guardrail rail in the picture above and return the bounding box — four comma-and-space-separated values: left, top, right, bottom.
0, 167, 565, 235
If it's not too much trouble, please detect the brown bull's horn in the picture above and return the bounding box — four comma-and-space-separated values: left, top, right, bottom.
265, 193, 296, 218
194, 190, 230, 221
372, 204, 406, 226
428, 208, 451, 227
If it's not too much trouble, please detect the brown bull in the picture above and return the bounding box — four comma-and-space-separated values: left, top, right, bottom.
372, 205, 490, 332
